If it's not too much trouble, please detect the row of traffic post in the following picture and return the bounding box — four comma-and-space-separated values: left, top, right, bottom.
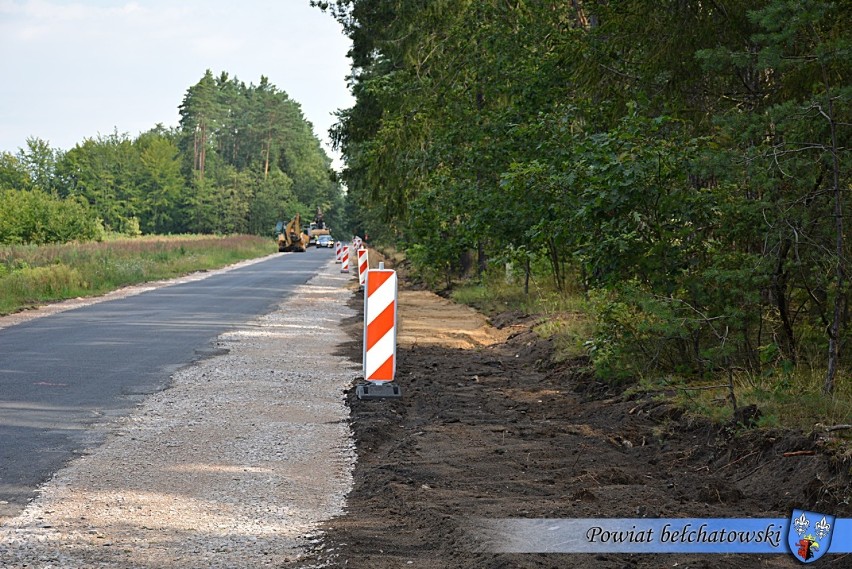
334, 239, 402, 400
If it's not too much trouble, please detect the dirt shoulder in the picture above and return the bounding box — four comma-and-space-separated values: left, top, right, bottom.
298, 284, 851, 568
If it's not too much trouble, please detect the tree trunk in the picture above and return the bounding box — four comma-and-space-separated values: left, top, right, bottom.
548, 235, 564, 291
199, 121, 207, 180
477, 241, 487, 276
571, 0, 590, 28
193, 129, 199, 172
264, 133, 271, 180
773, 237, 797, 363
825, 93, 843, 395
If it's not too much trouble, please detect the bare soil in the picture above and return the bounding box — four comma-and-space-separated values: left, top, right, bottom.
297, 283, 852, 568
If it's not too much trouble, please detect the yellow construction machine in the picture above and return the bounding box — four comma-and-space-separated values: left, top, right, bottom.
307, 222, 331, 246
275, 214, 309, 252
306, 207, 331, 246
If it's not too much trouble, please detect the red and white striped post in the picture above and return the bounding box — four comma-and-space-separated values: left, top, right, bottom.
335, 241, 342, 263
357, 266, 401, 399
357, 247, 369, 288
340, 245, 350, 273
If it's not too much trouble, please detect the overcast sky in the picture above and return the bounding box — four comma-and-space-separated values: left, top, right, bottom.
0, 0, 354, 169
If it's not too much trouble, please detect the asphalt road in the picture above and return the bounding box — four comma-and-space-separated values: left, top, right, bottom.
0, 248, 333, 520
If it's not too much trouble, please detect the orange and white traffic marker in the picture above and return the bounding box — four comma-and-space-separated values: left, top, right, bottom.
357, 247, 369, 288
341, 245, 350, 273
357, 267, 401, 399
335, 241, 342, 263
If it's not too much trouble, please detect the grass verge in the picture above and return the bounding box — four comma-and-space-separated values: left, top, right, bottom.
0, 235, 276, 315
451, 270, 851, 437
451, 272, 594, 363
664, 370, 852, 433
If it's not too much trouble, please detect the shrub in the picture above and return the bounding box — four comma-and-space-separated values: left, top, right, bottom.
0, 189, 102, 244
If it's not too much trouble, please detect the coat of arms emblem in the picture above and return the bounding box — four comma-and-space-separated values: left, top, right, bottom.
788, 509, 835, 563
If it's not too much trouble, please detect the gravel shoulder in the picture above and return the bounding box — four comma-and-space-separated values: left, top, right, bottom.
0, 259, 359, 568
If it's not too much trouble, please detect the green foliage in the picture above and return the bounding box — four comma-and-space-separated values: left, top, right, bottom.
675, 367, 852, 432
176, 70, 343, 235
17, 137, 61, 192
0, 189, 102, 245
3, 73, 343, 244
320, 0, 851, 400
0, 152, 32, 190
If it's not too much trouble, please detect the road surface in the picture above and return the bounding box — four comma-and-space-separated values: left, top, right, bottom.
0, 249, 331, 520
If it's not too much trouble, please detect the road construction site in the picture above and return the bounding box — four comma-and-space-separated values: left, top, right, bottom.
1, 254, 850, 569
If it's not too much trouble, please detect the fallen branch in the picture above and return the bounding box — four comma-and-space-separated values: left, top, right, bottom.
719, 450, 760, 470
735, 461, 769, 483
631, 384, 728, 395
783, 450, 817, 457
825, 424, 852, 432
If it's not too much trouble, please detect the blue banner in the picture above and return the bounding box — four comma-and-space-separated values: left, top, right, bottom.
476, 518, 852, 555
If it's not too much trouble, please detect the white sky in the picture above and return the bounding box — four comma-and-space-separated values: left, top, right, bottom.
0, 0, 354, 170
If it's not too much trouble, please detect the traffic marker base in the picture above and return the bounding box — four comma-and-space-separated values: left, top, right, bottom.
356, 382, 402, 400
